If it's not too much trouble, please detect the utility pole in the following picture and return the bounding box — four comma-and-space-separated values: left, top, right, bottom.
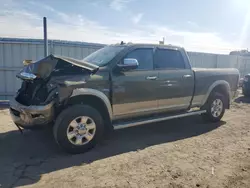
43, 17, 48, 57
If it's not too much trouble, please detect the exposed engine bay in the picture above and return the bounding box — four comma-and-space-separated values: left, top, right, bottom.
15, 78, 58, 105
15, 55, 99, 106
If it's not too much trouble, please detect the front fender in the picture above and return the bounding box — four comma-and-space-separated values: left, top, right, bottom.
70, 88, 113, 119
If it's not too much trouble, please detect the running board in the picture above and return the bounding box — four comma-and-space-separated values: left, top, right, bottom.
113, 110, 206, 130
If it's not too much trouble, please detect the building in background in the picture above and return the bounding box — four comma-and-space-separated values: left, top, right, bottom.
230, 50, 250, 56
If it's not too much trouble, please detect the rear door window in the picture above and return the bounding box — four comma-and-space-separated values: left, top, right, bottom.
154, 49, 186, 69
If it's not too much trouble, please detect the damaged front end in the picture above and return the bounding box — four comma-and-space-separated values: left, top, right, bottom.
9, 55, 98, 129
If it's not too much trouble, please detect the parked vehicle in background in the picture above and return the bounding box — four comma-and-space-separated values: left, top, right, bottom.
242, 74, 250, 96
9, 43, 240, 154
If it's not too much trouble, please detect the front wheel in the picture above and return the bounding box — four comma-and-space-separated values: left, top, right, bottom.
202, 92, 226, 122
53, 104, 104, 154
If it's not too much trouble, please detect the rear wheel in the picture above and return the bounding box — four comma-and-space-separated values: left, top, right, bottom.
53, 104, 104, 154
202, 92, 226, 122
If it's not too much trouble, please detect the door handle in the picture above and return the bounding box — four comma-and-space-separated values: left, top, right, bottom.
146, 76, 157, 80
183, 74, 192, 78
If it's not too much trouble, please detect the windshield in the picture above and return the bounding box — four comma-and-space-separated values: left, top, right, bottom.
83, 46, 125, 66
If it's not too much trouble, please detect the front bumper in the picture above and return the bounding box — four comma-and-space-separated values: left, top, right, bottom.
9, 98, 55, 129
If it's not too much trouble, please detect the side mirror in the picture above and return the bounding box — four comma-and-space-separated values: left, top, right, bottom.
118, 58, 139, 70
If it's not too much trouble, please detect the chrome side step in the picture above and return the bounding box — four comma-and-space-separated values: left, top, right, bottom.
113, 110, 206, 130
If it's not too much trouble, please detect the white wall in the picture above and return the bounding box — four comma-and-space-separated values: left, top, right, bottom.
187, 51, 250, 76
0, 39, 104, 99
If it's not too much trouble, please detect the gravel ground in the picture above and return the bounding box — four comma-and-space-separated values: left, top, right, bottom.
0, 95, 250, 188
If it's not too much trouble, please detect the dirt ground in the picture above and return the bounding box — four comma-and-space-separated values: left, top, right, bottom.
0, 95, 250, 188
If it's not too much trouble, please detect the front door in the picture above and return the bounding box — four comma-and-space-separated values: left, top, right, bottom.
154, 48, 194, 112
112, 47, 158, 120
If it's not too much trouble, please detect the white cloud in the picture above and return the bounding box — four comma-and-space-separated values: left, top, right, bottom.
239, 7, 250, 47
109, 0, 131, 11
29, 1, 55, 12
187, 21, 199, 29
0, 10, 43, 38
131, 13, 143, 24
0, 2, 241, 54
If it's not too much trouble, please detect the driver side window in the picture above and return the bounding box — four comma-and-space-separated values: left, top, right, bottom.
124, 48, 154, 70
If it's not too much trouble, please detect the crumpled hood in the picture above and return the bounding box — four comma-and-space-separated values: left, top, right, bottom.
53, 55, 99, 71
17, 54, 99, 80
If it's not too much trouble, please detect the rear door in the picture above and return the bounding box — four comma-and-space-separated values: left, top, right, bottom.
154, 48, 194, 112
112, 47, 158, 119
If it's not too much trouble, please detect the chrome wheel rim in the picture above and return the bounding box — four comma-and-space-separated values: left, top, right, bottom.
211, 99, 223, 118
67, 116, 96, 146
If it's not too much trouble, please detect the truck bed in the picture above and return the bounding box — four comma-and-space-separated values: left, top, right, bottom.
191, 68, 239, 107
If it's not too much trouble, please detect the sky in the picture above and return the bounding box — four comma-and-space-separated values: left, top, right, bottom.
0, 0, 250, 54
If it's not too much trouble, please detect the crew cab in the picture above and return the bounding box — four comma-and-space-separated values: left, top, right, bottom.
9, 43, 240, 154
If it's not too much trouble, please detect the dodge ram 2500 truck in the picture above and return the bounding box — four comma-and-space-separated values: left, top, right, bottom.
9, 43, 239, 154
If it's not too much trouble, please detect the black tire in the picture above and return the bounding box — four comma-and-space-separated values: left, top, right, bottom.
53, 104, 104, 154
201, 92, 226, 122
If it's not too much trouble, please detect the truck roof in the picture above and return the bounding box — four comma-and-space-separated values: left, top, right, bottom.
111, 43, 184, 51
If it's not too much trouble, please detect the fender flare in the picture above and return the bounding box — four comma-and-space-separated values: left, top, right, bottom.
70, 88, 112, 119
201, 80, 231, 106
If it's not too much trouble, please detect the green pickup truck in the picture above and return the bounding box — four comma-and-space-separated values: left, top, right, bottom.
9, 43, 239, 154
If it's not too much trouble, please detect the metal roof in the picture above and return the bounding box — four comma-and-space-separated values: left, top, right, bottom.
0, 37, 106, 47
